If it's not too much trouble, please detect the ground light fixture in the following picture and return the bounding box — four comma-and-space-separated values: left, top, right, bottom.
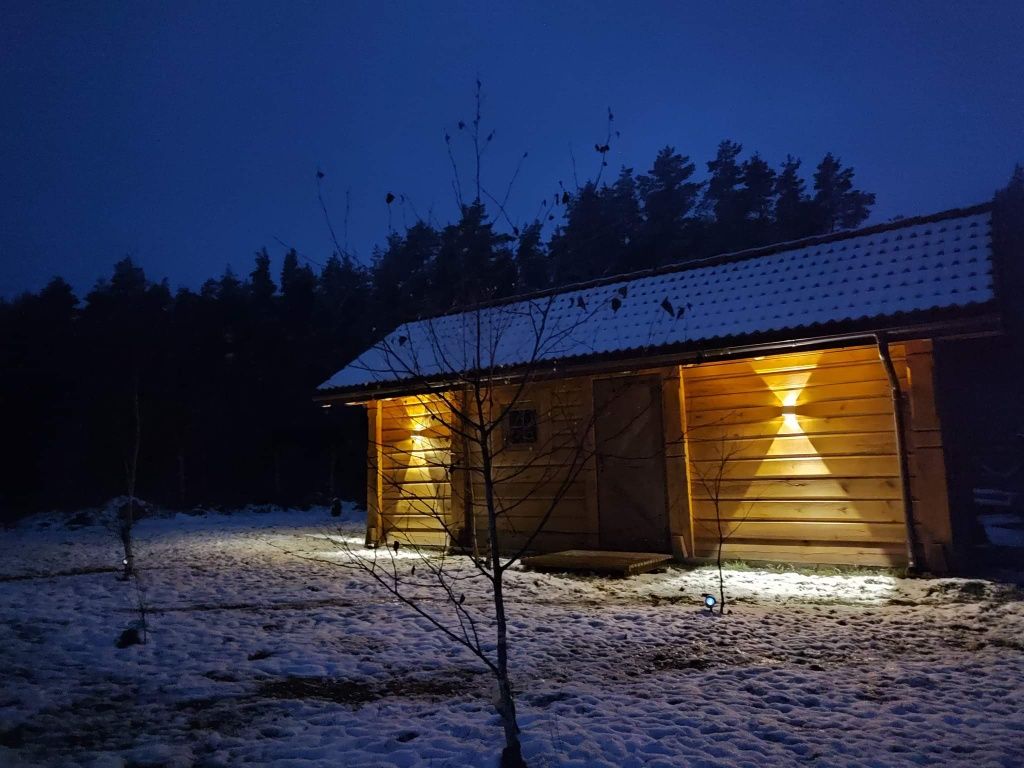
701, 593, 717, 612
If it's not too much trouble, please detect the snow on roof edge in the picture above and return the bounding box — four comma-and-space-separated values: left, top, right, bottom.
318, 203, 997, 395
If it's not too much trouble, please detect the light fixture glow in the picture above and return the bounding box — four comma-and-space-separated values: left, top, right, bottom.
742, 350, 837, 486
702, 593, 717, 611
780, 403, 800, 431
410, 414, 432, 433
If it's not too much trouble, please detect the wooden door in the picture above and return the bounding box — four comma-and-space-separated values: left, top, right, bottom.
593, 376, 670, 552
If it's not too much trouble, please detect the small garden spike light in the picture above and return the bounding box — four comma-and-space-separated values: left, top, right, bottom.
701, 593, 717, 613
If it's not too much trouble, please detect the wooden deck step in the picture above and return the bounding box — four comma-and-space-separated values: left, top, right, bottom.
520, 550, 674, 577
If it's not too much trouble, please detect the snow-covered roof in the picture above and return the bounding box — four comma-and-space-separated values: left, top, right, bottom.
319, 205, 996, 395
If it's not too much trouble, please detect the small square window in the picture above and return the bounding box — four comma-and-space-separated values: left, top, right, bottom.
506, 408, 538, 445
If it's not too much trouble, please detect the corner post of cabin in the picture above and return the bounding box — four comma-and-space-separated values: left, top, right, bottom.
903, 339, 955, 573
448, 388, 474, 552
876, 335, 920, 572
579, 377, 601, 549
365, 399, 384, 547
661, 365, 693, 559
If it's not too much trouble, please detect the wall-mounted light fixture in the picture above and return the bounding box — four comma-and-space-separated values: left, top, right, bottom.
780, 402, 800, 431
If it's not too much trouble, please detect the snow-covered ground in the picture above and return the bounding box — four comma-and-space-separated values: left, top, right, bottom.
2, 505, 1023, 767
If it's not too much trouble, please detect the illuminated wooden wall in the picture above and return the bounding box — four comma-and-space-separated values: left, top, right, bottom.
364, 340, 953, 569
682, 342, 950, 567
465, 381, 597, 553
367, 382, 598, 552
370, 394, 455, 547
684, 345, 906, 566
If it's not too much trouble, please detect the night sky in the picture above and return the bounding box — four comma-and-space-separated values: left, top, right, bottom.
3, 1, 1022, 297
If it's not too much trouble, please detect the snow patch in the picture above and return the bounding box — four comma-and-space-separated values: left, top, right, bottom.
1, 505, 1022, 767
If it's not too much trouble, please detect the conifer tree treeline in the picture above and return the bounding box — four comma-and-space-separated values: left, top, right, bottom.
0, 142, 876, 519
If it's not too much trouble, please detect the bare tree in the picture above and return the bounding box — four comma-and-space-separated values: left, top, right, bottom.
689, 432, 754, 615
298, 84, 635, 764
116, 371, 149, 647
368, 298, 608, 766
285, 284, 676, 766
119, 372, 141, 581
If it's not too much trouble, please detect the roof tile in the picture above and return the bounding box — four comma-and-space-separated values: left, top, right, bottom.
319, 209, 995, 393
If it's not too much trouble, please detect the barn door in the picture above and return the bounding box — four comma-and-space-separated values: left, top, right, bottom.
593, 376, 670, 552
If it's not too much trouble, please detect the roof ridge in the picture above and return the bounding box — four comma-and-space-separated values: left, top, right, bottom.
419, 201, 993, 322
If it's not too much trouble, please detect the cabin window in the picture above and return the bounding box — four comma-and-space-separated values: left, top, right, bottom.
506, 408, 538, 445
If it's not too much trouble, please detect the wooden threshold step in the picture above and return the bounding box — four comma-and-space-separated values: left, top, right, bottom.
520, 550, 674, 577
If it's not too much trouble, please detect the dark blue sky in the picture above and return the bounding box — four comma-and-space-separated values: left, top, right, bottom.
3, 1, 1022, 297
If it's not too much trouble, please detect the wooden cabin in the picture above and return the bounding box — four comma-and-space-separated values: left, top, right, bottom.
317, 204, 1015, 574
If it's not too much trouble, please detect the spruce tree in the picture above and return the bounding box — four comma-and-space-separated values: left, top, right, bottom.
604, 167, 642, 274
279, 249, 317, 330
811, 153, 876, 232
636, 147, 701, 267
704, 140, 745, 225
513, 222, 549, 292
249, 248, 276, 303
773, 155, 813, 241
741, 153, 776, 225
372, 221, 439, 328
549, 182, 606, 285
433, 202, 515, 310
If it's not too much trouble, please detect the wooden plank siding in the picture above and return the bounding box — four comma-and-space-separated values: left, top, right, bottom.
362, 341, 953, 571
467, 379, 599, 554
662, 367, 694, 558
903, 339, 954, 571
682, 345, 912, 567
372, 394, 456, 548
365, 400, 383, 546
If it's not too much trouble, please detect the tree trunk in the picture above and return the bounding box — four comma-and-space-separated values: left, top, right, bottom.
479, 428, 526, 767
122, 375, 141, 580
119, 521, 134, 580
494, 576, 525, 768
715, 497, 726, 615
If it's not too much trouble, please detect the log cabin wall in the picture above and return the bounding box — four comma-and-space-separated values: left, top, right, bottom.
364, 341, 954, 570
371, 394, 455, 548
466, 379, 599, 553
903, 339, 954, 571
459, 367, 689, 556
681, 342, 954, 569
683, 344, 910, 567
